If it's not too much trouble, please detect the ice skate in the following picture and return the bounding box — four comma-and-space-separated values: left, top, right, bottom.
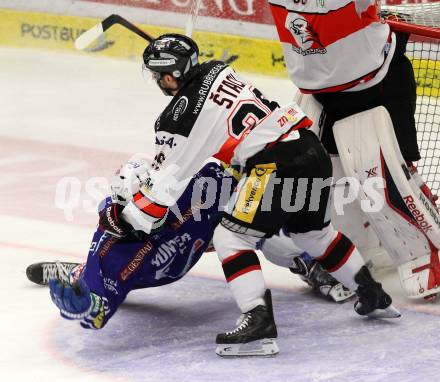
290, 256, 355, 303
215, 289, 279, 357
354, 266, 401, 319
26, 261, 81, 285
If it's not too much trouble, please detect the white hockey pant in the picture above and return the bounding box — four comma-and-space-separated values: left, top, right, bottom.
214, 223, 366, 313
290, 224, 365, 291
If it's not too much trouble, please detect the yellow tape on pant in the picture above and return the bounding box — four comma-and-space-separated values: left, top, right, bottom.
232, 163, 277, 224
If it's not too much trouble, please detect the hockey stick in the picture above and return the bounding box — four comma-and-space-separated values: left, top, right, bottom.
75, 14, 154, 51
76, 0, 202, 50
185, 0, 203, 37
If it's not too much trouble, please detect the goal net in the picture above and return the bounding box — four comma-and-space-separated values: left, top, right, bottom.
381, 1, 440, 195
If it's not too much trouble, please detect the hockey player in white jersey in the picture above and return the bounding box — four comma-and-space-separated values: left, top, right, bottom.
268, 0, 440, 299
116, 34, 400, 357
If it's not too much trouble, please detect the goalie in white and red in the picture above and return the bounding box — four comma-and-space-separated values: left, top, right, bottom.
268, 0, 440, 300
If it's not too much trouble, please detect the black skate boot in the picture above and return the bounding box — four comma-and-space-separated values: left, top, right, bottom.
290, 256, 355, 302
26, 262, 81, 285
354, 266, 401, 318
215, 289, 278, 357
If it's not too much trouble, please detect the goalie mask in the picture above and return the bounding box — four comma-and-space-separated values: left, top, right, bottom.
142, 34, 199, 94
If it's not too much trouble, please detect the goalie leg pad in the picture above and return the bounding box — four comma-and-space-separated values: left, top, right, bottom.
330, 156, 381, 253
397, 247, 440, 299
333, 106, 440, 298
292, 91, 323, 137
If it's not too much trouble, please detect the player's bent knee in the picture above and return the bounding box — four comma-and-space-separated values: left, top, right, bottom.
290, 224, 337, 258
213, 224, 259, 261
213, 224, 233, 261
213, 224, 244, 261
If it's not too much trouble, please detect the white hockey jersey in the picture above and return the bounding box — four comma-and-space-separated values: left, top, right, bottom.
268, 0, 396, 93
122, 61, 312, 233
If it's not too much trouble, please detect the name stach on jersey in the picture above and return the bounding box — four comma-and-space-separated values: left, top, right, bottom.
154, 61, 228, 138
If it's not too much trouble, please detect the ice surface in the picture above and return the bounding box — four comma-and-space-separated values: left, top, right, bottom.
50, 276, 440, 382
1, 47, 440, 382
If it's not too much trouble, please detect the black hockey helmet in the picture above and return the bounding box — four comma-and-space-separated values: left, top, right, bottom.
143, 34, 199, 80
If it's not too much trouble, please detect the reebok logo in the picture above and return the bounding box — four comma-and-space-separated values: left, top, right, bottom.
106, 206, 124, 235
403, 195, 433, 233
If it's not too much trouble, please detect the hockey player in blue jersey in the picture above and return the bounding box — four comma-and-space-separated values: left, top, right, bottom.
26, 161, 353, 330
43, 161, 230, 329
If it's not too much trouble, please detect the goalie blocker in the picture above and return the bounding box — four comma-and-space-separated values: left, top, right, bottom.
333, 106, 440, 299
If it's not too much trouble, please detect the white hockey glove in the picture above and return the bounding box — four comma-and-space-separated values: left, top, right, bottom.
121, 187, 169, 235
110, 159, 150, 205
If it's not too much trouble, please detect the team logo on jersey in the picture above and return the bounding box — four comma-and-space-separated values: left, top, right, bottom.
152, 233, 192, 268
172, 96, 189, 121
286, 14, 326, 56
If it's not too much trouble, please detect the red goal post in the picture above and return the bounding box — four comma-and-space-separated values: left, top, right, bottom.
382, 1, 440, 39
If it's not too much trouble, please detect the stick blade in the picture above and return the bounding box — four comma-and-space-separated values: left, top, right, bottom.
75, 23, 104, 50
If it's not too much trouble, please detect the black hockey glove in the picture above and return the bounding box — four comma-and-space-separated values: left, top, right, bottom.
98, 203, 133, 238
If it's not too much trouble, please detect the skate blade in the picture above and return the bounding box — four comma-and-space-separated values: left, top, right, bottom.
328, 284, 356, 303
215, 338, 279, 357
366, 305, 401, 319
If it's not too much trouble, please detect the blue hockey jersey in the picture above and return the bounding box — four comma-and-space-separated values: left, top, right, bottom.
80, 162, 235, 329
